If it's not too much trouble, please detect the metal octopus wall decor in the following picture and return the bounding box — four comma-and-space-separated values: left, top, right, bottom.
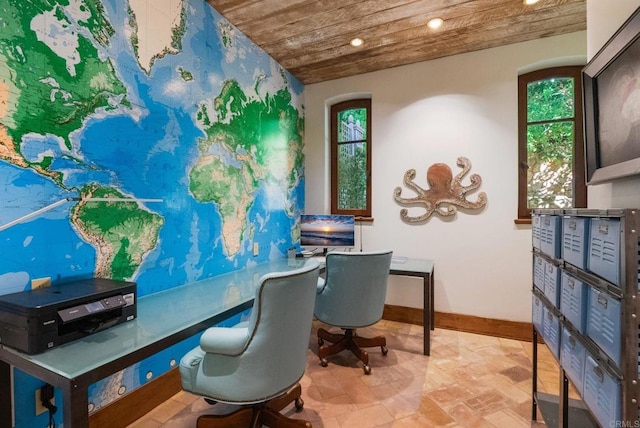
393, 156, 487, 222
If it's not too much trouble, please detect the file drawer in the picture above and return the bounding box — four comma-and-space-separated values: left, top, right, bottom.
532, 294, 544, 333
559, 270, 587, 333
541, 305, 560, 359
588, 218, 621, 285
533, 254, 545, 291
543, 261, 560, 308
560, 326, 586, 395
562, 216, 589, 269
532, 214, 541, 250
540, 214, 561, 259
583, 354, 621, 428
586, 286, 621, 367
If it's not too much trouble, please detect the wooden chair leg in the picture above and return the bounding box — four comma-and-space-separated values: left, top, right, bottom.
260, 406, 312, 428
318, 338, 350, 367
352, 334, 386, 348
318, 337, 349, 357
196, 407, 255, 428
317, 327, 346, 344
266, 383, 302, 412
260, 384, 312, 428
348, 344, 369, 366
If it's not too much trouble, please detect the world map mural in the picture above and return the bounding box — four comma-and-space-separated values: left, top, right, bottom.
0, 0, 304, 294
0, 0, 304, 423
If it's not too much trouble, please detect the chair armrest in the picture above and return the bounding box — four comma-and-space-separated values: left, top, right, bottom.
200, 326, 250, 355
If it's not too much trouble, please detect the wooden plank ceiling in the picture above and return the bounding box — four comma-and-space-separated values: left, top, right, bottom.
205, 0, 586, 84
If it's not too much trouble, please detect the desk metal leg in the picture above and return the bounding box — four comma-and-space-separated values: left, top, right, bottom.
62, 381, 89, 427
0, 360, 11, 427
423, 273, 431, 356
430, 268, 435, 331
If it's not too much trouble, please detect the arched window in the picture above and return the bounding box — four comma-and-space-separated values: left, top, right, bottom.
517, 66, 586, 221
330, 99, 372, 218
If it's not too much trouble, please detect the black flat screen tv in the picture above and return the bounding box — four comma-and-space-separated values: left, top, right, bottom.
583, 6, 640, 184
299, 214, 355, 250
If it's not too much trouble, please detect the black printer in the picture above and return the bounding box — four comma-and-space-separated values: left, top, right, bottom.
0, 278, 136, 354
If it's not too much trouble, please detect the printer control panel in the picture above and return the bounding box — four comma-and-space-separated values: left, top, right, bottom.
58, 295, 127, 323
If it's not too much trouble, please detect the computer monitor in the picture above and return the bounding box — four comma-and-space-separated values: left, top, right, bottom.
299, 214, 355, 252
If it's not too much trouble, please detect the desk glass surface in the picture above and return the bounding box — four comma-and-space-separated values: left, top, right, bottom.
389, 258, 433, 275
316, 256, 433, 275
0, 259, 309, 379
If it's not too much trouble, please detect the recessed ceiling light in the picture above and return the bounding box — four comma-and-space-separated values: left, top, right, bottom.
350, 38, 363, 47
523, 0, 539, 5
428, 18, 443, 30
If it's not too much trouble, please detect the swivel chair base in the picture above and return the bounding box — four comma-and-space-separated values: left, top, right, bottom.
317, 327, 388, 375
197, 383, 311, 428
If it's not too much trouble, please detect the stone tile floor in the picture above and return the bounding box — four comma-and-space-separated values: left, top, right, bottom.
128, 320, 567, 427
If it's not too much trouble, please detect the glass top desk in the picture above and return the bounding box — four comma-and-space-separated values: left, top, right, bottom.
316, 256, 435, 356
0, 258, 312, 427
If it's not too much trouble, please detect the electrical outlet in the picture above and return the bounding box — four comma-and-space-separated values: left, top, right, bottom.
253, 242, 259, 257
35, 387, 54, 416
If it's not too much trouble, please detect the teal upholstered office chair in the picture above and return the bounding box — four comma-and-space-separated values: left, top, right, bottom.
314, 250, 393, 374
179, 260, 320, 428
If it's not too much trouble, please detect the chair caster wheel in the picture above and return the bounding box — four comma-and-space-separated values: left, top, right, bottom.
381, 346, 388, 356
295, 397, 304, 411
363, 365, 371, 375
320, 358, 328, 367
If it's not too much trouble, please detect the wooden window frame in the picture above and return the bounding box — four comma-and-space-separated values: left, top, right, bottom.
517, 66, 586, 222
330, 99, 372, 218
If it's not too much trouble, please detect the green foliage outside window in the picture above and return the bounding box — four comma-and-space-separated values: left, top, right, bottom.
526, 77, 575, 209
337, 108, 367, 142
337, 142, 367, 210
527, 78, 574, 121
336, 107, 367, 211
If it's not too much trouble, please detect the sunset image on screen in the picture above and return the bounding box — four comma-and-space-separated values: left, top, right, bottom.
299, 215, 355, 247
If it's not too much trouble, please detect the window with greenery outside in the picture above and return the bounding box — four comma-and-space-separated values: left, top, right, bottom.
330, 99, 372, 217
518, 67, 585, 220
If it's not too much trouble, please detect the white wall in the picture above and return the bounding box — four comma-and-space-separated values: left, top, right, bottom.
586, 0, 640, 208
305, 32, 586, 322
